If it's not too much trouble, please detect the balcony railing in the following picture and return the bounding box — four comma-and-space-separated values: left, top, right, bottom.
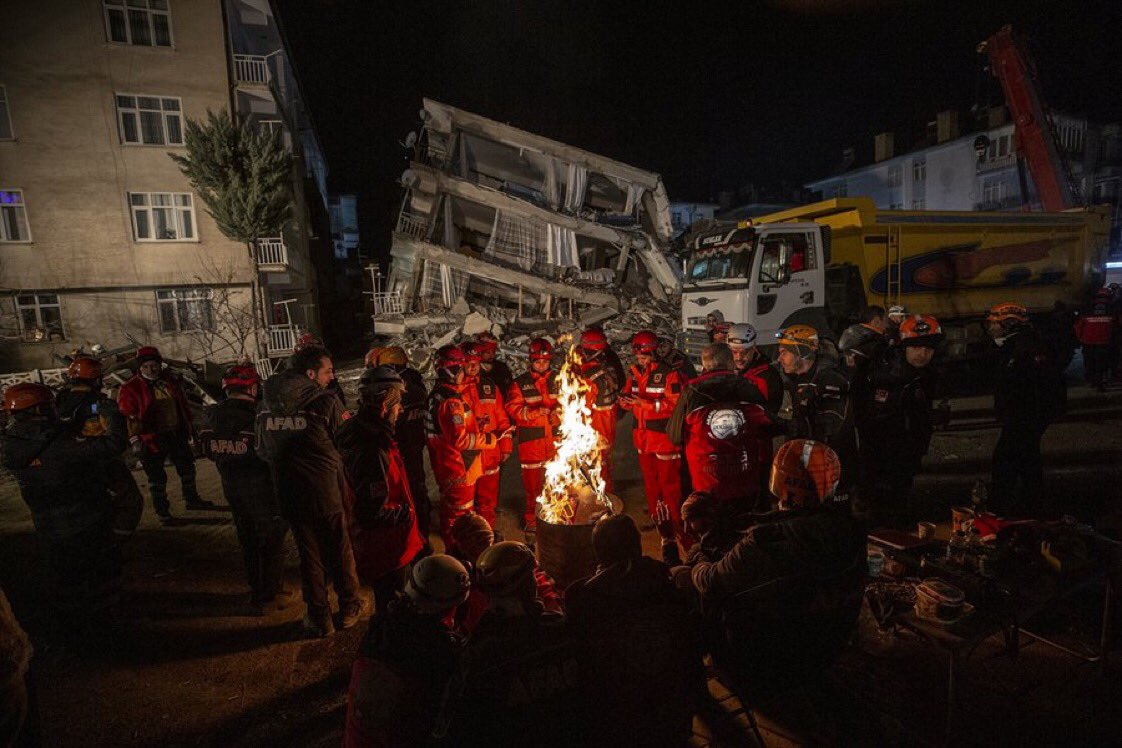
370, 291, 405, 317
268, 324, 299, 356
234, 54, 270, 86
395, 211, 429, 239
977, 153, 1016, 174
255, 237, 288, 270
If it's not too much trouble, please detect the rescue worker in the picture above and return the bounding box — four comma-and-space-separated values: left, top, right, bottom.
257, 345, 365, 638
505, 338, 560, 544
344, 555, 469, 748
885, 305, 908, 345
669, 344, 774, 515
577, 328, 621, 494
296, 333, 347, 409
775, 325, 858, 496
855, 315, 944, 527
986, 302, 1067, 516
474, 330, 514, 394
336, 366, 424, 614
375, 346, 432, 546
450, 512, 563, 635
656, 336, 699, 380
117, 346, 216, 520
1074, 289, 1117, 391
682, 440, 866, 703
566, 514, 704, 748
433, 542, 585, 747
587, 324, 627, 391
659, 490, 746, 566
2, 383, 127, 645
727, 323, 784, 418
55, 355, 143, 538
461, 342, 512, 530
428, 345, 500, 550
620, 330, 685, 528
199, 364, 288, 614
705, 310, 729, 343
839, 322, 889, 382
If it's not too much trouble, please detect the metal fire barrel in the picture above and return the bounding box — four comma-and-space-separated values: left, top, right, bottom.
535, 494, 621, 588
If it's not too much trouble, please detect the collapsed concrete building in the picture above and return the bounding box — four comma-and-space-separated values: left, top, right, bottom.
380, 99, 681, 335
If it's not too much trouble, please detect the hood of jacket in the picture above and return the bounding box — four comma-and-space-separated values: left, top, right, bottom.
691, 370, 760, 406
1, 418, 60, 471
263, 368, 329, 416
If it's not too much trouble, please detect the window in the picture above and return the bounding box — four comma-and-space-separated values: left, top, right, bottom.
0, 86, 12, 140
912, 199, 926, 210
129, 192, 195, 241
116, 95, 182, 145
15, 293, 65, 342
156, 288, 213, 333
888, 202, 904, 210
757, 233, 814, 283
982, 179, 1007, 205
912, 159, 926, 182
0, 190, 31, 242
887, 166, 902, 188
104, 0, 173, 47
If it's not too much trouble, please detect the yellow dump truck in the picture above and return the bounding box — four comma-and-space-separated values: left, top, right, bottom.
680, 198, 1112, 361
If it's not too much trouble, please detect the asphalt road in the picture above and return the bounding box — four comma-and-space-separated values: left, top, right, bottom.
1, 377, 1120, 746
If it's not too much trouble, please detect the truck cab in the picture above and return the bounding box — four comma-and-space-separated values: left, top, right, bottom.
680, 221, 832, 358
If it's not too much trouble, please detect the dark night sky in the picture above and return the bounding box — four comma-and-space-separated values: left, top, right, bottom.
273, 0, 1122, 257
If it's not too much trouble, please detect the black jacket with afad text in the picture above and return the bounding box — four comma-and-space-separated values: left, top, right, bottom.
256, 369, 346, 518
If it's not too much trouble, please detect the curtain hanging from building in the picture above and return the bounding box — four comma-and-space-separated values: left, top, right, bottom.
564, 164, 588, 213
485, 210, 546, 271
624, 184, 645, 215
546, 224, 578, 269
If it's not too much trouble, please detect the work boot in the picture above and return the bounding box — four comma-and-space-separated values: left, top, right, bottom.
184, 496, 220, 510
337, 597, 370, 630
299, 611, 335, 639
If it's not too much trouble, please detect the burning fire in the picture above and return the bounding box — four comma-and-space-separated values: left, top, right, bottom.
538, 344, 612, 525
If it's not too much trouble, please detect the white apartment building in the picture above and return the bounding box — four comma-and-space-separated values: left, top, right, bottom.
0, 0, 329, 372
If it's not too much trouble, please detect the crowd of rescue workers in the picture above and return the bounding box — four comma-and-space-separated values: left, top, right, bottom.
1, 285, 1120, 746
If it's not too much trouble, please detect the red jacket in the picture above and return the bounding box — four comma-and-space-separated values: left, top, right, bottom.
505, 370, 560, 468
1074, 312, 1115, 346
621, 362, 682, 455
463, 375, 512, 474
117, 371, 195, 449
426, 382, 495, 491
581, 358, 620, 449
683, 401, 773, 502
336, 411, 424, 581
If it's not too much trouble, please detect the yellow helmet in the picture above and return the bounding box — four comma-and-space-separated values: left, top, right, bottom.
775, 324, 820, 352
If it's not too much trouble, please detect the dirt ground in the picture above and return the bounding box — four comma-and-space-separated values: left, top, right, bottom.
2, 370, 1121, 746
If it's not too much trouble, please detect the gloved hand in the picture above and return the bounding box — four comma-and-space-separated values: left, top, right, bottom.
654, 501, 677, 541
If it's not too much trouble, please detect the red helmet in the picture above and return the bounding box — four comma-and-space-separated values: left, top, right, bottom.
460, 341, 483, 363
67, 356, 104, 381
136, 346, 162, 364
435, 344, 466, 375
295, 333, 321, 351
631, 330, 659, 354
529, 338, 553, 361
580, 328, 608, 351
3, 383, 54, 412
221, 364, 261, 391
474, 331, 499, 354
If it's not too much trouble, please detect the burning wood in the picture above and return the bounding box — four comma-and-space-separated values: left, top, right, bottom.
538, 344, 613, 525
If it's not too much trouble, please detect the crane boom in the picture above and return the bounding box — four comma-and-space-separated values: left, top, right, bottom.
978, 25, 1078, 211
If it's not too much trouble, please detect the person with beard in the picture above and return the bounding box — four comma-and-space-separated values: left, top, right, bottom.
257, 345, 366, 638
473, 331, 514, 394
336, 366, 426, 614
726, 323, 784, 420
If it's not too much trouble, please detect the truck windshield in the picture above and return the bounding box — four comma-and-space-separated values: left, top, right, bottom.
686, 244, 754, 283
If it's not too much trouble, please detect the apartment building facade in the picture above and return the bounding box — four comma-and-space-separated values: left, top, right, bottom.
0, 0, 328, 372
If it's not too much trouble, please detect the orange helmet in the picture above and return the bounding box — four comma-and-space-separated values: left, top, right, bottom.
631, 330, 659, 354
898, 314, 944, 347
528, 338, 553, 361
377, 346, 408, 367
67, 356, 104, 382
362, 346, 385, 368
3, 383, 54, 413
986, 302, 1028, 325
776, 324, 820, 353
769, 439, 842, 509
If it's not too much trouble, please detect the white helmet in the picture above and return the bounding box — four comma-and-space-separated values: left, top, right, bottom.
726, 323, 758, 350
405, 555, 470, 613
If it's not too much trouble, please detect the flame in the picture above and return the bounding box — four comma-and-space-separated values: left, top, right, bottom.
538, 344, 611, 525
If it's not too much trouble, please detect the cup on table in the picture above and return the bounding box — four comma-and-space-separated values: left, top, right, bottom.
917, 521, 936, 539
